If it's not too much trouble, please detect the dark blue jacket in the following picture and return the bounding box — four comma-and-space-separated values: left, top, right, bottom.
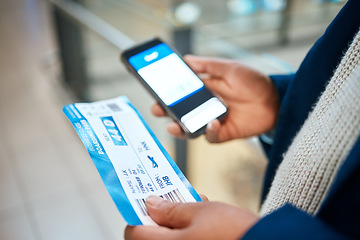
243, 0, 360, 239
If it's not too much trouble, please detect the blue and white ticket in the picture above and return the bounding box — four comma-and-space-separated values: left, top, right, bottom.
63, 96, 201, 226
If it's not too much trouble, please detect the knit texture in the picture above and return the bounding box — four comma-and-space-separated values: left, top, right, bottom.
260, 29, 360, 216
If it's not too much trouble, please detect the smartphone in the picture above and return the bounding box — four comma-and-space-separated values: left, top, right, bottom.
120, 38, 228, 138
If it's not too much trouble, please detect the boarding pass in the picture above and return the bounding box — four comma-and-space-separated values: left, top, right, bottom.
63, 96, 201, 225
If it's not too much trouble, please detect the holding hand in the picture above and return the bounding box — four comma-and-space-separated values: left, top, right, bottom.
125, 196, 258, 240
152, 55, 279, 143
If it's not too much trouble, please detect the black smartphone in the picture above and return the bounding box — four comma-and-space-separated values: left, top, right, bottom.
120, 38, 228, 138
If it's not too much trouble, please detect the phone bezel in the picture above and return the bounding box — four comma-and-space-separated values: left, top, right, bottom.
120, 37, 228, 138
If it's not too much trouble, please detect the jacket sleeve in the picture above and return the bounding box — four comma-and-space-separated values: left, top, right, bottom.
241, 204, 350, 240
269, 74, 295, 105
259, 74, 295, 157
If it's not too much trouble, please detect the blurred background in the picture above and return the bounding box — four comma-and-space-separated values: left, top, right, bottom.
0, 0, 345, 239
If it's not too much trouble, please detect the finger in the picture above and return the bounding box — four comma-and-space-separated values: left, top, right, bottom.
183, 55, 235, 79
199, 194, 209, 202
145, 196, 196, 228
166, 122, 186, 139
205, 119, 221, 143
125, 225, 181, 240
151, 103, 166, 117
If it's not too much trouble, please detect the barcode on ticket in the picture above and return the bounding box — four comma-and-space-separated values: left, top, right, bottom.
107, 103, 122, 112
135, 189, 185, 216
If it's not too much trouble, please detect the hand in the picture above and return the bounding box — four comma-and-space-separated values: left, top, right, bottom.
124, 196, 258, 240
152, 55, 280, 143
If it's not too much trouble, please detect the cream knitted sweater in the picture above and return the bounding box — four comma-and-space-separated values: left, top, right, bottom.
260, 29, 360, 216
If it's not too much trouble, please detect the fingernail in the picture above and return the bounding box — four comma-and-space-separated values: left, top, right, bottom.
207, 121, 214, 130
146, 195, 164, 207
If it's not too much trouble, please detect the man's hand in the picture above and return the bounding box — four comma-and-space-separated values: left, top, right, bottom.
124, 196, 258, 240
151, 55, 280, 143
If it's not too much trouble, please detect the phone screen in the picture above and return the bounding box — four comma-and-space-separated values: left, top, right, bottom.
124, 41, 227, 136
129, 43, 204, 107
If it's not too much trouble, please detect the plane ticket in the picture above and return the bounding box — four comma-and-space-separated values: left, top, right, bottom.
63, 96, 201, 226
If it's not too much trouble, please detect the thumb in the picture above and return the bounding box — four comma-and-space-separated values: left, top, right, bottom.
205, 119, 221, 143
145, 196, 194, 228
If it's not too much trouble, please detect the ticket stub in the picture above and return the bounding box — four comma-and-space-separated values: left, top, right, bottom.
63, 96, 201, 226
